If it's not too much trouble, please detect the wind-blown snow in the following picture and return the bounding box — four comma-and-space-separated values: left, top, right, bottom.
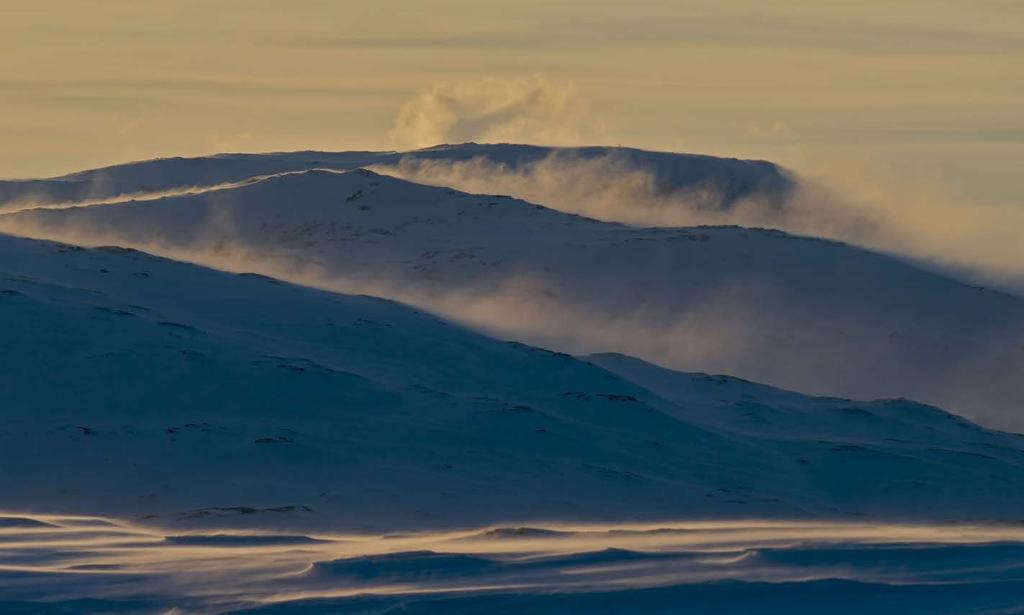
0, 144, 788, 214
5, 513, 1024, 614
3, 232, 1024, 528
2, 167, 1021, 428
3, 142, 1024, 612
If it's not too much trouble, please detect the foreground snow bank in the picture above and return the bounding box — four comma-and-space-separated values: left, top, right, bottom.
4, 513, 1024, 614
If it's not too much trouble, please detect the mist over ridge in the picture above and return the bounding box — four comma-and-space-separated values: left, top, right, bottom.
2, 151, 1022, 430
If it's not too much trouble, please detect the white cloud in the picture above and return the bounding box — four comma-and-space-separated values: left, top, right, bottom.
390, 76, 602, 148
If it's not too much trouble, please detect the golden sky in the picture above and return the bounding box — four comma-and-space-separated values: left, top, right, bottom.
2, 0, 1022, 204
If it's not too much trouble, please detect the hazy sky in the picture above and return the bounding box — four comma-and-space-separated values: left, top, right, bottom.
2, 0, 1021, 205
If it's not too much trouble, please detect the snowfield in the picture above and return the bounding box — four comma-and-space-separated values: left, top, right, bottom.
3, 232, 1024, 528
2, 143, 1024, 612
5, 513, 1024, 614
3, 163, 1022, 428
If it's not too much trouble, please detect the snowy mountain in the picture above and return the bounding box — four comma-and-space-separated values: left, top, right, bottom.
4, 144, 1024, 613
4, 231, 1024, 530
3, 168, 1021, 429
0, 143, 789, 212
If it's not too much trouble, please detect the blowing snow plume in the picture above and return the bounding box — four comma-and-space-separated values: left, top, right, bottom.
373, 149, 1024, 293
371, 147, 799, 226
789, 165, 1024, 293
391, 77, 601, 148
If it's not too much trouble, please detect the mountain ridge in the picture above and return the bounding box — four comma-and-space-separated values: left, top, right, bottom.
4, 231, 1024, 530
3, 167, 1021, 428
0, 143, 791, 213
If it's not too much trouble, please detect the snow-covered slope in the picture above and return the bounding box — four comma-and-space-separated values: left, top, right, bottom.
587, 352, 1003, 447
7, 515, 1024, 614
379, 143, 793, 211
4, 232, 1024, 528
3, 169, 1021, 428
0, 144, 789, 211
0, 151, 384, 209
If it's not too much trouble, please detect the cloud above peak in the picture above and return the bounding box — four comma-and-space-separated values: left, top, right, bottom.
390, 76, 602, 149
